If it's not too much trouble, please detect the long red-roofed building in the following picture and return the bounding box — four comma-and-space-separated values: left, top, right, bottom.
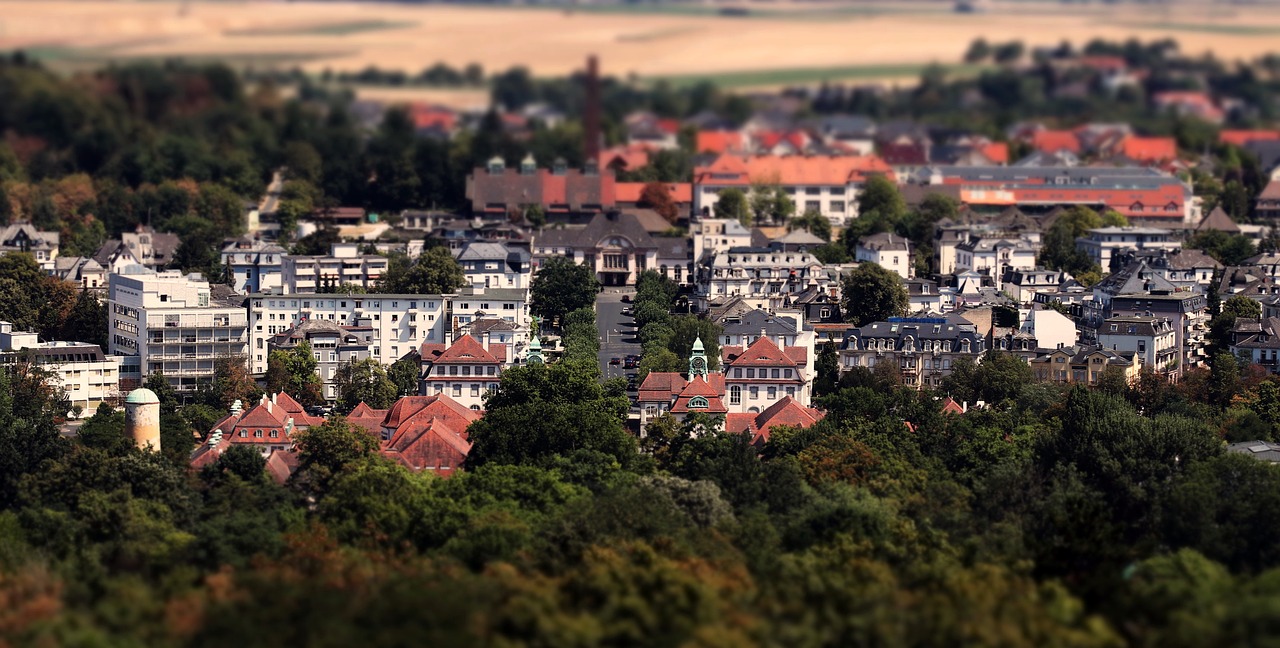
379, 394, 480, 476
724, 396, 824, 445
692, 153, 894, 227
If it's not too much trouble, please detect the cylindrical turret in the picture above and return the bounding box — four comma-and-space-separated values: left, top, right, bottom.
124, 387, 161, 451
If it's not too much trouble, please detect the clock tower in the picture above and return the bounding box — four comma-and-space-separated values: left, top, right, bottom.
689, 337, 708, 377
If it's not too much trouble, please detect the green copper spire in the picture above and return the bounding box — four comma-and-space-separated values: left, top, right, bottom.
689, 337, 708, 377
526, 335, 544, 365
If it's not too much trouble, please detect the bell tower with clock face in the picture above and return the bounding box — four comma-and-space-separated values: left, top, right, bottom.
689, 337, 708, 377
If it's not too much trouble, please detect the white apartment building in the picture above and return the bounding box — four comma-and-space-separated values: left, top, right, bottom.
1076, 227, 1180, 270
107, 269, 248, 392
954, 238, 1038, 291
221, 237, 286, 294
455, 242, 531, 291
1097, 315, 1179, 376
282, 242, 389, 294
691, 154, 895, 228
0, 222, 59, 270
248, 293, 446, 375
700, 247, 826, 310
856, 232, 912, 280
692, 218, 754, 264
0, 322, 123, 416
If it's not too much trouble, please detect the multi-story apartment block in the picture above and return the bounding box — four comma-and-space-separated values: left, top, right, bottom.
1001, 268, 1065, 305
1076, 226, 1180, 270
0, 322, 123, 415
692, 154, 895, 227
455, 241, 531, 290
445, 286, 530, 334
1030, 345, 1140, 385
699, 246, 826, 311
419, 334, 511, 410
107, 269, 248, 392
856, 232, 912, 279
1097, 316, 1179, 378
839, 316, 986, 389
1230, 317, 1280, 373
0, 222, 59, 270
249, 293, 447, 375
221, 237, 286, 294
1107, 248, 1221, 293
282, 242, 389, 294
268, 319, 372, 402
715, 308, 810, 349
1109, 289, 1209, 373
691, 218, 753, 266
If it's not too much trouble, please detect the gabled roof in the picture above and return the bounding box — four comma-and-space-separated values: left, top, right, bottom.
724, 396, 824, 444
431, 334, 500, 365
1196, 205, 1240, 233
670, 375, 729, 414
723, 336, 805, 367
382, 394, 481, 431
637, 371, 686, 402
1118, 135, 1177, 163
1030, 130, 1081, 154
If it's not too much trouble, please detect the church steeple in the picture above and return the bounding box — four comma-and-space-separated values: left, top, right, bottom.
689, 337, 708, 377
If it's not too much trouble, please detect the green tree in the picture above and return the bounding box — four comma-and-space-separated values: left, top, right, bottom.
208, 355, 263, 410
264, 343, 324, 407
387, 355, 420, 398
814, 340, 840, 397
857, 176, 907, 223
964, 37, 992, 63
790, 210, 832, 242
379, 247, 465, 294
714, 188, 749, 225
841, 263, 908, 327
58, 289, 107, 348
333, 358, 398, 411
1208, 294, 1261, 350
293, 415, 380, 492
530, 256, 599, 327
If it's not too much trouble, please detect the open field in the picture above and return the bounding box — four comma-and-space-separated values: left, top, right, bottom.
5, 0, 1280, 93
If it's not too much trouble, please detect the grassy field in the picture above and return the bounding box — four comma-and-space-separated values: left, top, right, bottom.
648, 63, 991, 89
5, 0, 1280, 92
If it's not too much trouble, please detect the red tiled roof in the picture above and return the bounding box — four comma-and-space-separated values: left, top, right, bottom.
723, 336, 805, 368
1118, 135, 1177, 163
273, 392, 307, 416
615, 182, 694, 204
670, 375, 729, 413
724, 396, 823, 444
940, 397, 965, 415
602, 146, 651, 172
382, 394, 480, 431
265, 449, 300, 485
1220, 130, 1280, 147
979, 142, 1009, 165
694, 154, 895, 187
433, 334, 500, 365
637, 372, 685, 402
696, 130, 746, 154
1030, 130, 1081, 154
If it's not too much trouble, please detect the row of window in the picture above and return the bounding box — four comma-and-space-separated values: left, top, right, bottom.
430, 382, 499, 398
726, 384, 797, 404
729, 367, 795, 379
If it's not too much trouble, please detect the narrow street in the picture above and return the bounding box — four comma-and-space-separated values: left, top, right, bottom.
595, 288, 640, 384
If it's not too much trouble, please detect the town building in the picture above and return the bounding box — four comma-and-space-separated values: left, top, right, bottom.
1231, 317, 1280, 374
856, 232, 912, 279
50, 256, 108, 291
1097, 316, 1180, 378
839, 316, 986, 389
418, 334, 511, 410
1076, 227, 1180, 270
714, 308, 811, 349
107, 268, 248, 392
0, 322, 123, 415
455, 241, 531, 290
1257, 180, 1280, 222
201, 392, 323, 456
248, 293, 446, 376
721, 335, 810, 414
1030, 345, 1140, 385
692, 154, 895, 227
1018, 307, 1077, 350
466, 156, 617, 223
267, 319, 372, 402
699, 246, 827, 311
0, 222, 59, 269
378, 394, 480, 475
1109, 290, 1209, 372
1106, 248, 1221, 293
691, 217, 754, 267
281, 242, 389, 294
221, 237, 286, 294
954, 236, 1038, 290
532, 211, 659, 286
1001, 268, 1066, 305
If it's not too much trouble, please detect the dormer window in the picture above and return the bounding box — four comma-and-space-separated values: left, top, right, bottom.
689, 396, 709, 409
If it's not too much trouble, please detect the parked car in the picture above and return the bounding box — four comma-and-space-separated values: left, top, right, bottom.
609, 357, 621, 365
624, 355, 639, 368
621, 295, 632, 303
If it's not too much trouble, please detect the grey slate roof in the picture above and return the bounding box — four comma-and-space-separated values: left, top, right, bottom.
717, 308, 799, 336
1228, 440, 1280, 463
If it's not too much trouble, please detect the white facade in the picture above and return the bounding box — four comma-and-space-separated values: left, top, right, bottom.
701, 248, 826, 308
107, 269, 248, 392
855, 233, 912, 280
249, 293, 447, 375
954, 238, 1038, 291
221, 238, 285, 294
281, 243, 389, 294
0, 323, 123, 416
1019, 307, 1077, 350
1097, 316, 1179, 375
692, 218, 753, 264
455, 242, 531, 291
1076, 227, 1180, 270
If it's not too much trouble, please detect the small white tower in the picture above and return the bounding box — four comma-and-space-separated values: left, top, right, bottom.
124, 387, 161, 451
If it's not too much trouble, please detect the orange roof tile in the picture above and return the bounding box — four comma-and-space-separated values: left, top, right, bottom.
1119, 135, 1177, 163
1220, 130, 1280, 147
433, 334, 500, 365
670, 375, 729, 413
723, 336, 805, 368
694, 154, 895, 187
615, 182, 694, 204
979, 142, 1009, 165
724, 396, 824, 444
696, 130, 746, 154
1030, 130, 1081, 155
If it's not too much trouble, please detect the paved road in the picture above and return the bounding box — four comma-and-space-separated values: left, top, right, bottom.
596, 289, 641, 385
